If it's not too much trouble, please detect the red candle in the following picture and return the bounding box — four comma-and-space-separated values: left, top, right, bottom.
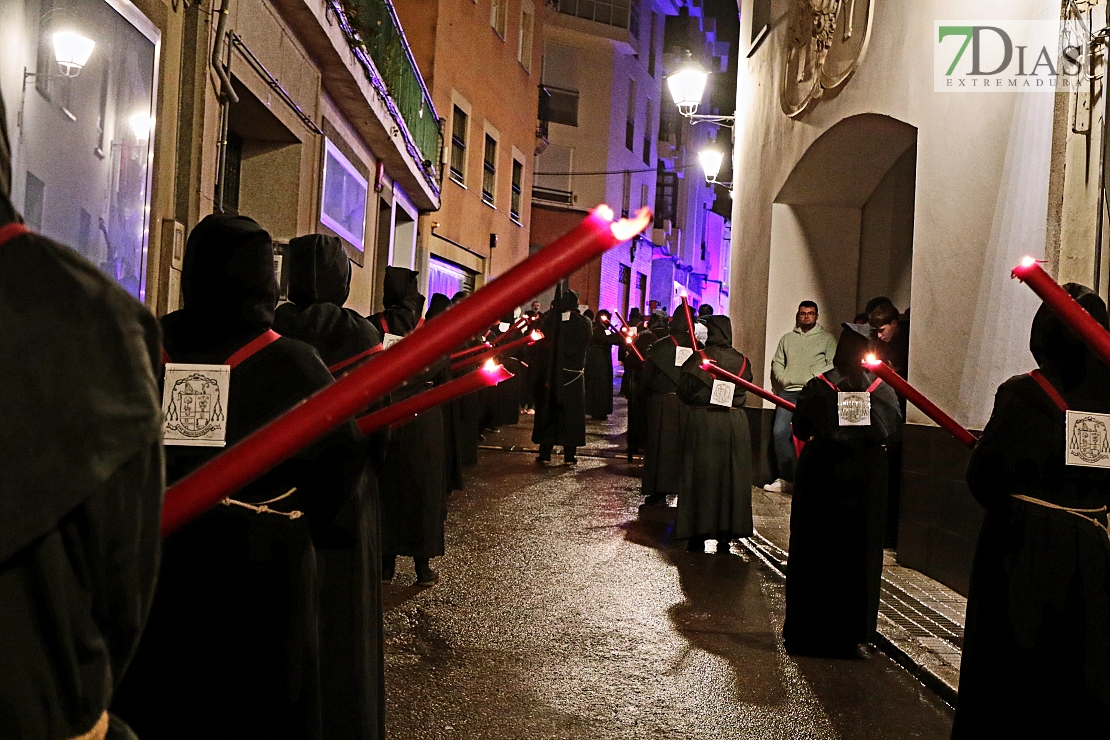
624, 333, 645, 362
357, 363, 512, 435
701, 360, 796, 411
449, 330, 542, 373
862, 355, 977, 448
491, 316, 529, 347
161, 206, 652, 534
1012, 256, 1110, 368
680, 294, 701, 353
449, 341, 493, 362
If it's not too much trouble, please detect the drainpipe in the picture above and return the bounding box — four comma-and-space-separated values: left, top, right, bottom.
211, 0, 239, 212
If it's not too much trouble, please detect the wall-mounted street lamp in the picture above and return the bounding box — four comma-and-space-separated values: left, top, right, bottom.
697, 147, 731, 188
52, 32, 96, 77
666, 58, 734, 127
24, 30, 96, 93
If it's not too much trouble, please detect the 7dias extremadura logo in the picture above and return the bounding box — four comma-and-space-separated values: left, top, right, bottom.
935, 20, 1096, 92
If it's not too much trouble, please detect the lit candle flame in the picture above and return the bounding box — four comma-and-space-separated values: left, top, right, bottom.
863, 353, 882, 369
531, 330, 543, 341
626, 336, 634, 344
1021, 256, 1037, 268
483, 359, 499, 372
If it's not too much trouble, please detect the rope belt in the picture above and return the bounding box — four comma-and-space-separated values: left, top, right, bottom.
562, 368, 584, 386
221, 487, 302, 520
1010, 494, 1109, 538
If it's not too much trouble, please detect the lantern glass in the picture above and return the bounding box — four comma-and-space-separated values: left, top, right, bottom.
53, 31, 96, 77
699, 148, 724, 180
666, 62, 708, 116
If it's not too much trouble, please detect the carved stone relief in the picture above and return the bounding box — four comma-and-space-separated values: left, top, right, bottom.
781, 0, 874, 118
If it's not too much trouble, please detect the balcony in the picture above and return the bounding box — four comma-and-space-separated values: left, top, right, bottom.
532, 185, 576, 206
329, 0, 443, 188
536, 86, 551, 155
552, 0, 638, 34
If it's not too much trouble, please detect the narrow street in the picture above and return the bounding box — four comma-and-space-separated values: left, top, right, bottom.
383, 399, 955, 739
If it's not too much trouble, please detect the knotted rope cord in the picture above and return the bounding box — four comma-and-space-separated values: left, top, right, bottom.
221, 487, 302, 519
1011, 494, 1109, 539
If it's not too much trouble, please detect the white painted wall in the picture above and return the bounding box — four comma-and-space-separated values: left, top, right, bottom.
732, 0, 1057, 429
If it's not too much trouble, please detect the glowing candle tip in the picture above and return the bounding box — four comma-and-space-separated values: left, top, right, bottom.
1021, 256, 1037, 268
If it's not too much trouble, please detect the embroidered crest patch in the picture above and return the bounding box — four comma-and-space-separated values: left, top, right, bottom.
1066, 411, 1110, 468
162, 363, 231, 447
382, 333, 404, 349
710, 380, 736, 408
837, 391, 871, 427
674, 347, 694, 367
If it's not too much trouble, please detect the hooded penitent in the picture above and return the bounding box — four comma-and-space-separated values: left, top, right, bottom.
427, 292, 452, 320
274, 234, 381, 371
0, 87, 164, 739
532, 288, 591, 449
953, 285, 1110, 738
675, 313, 754, 541
167, 213, 278, 353
372, 266, 425, 337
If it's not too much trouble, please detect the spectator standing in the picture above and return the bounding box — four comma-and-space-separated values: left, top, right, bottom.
766, 301, 837, 493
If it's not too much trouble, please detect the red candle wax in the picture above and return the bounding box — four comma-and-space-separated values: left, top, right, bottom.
862, 356, 976, 449
449, 331, 542, 374
1012, 256, 1110, 369
358, 364, 512, 435
701, 360, 796, 411
161, 206, 652, 535
449, 341, 494, 362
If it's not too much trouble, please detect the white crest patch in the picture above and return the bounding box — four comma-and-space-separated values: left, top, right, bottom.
1066, 411, 1110, 468
710, 380, 736, 408
837, 392, 871, 427
674, 346, 694, 367
383, 333, 404, 349
162, 363, 231, 447
499, 322, 511, 332
561, 311, 571, 322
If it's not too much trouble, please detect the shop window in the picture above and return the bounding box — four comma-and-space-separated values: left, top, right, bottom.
13, 0, 158, 300
320, 138, 369, 251
429, 255, 476, 298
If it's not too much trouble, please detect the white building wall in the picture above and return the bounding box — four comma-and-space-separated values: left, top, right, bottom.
732, 0, 1058, 429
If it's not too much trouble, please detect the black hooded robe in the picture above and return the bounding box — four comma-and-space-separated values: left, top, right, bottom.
640, 313, 695, 499
427, 293, 465, 494
0, 197, 164, 738
625, 329, 659, 454
675, 316, 754, 542
113, 215, 362, 740
369, 267, 447, 559
783, 340, 902, 657
272, 234, 387, 740
584, 319, 622, 419
532, 292, 591, 451
952, 285, 1110, 738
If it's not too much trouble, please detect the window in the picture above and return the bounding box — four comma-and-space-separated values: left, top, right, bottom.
491, 0, 508, 38
320, 138, 369, 251
621, 171, 632, 218
519, 3, 535, 71
618, 264, 632, 319
534, 143, 574, 204
482, 134, 498, 206
629, 0, 640, 38
34, 0, 56, 99
642, 101, 652, 164
654, 165, 677, 228
450, 106, 468, 184
637, 272, 648, 313
429, 255, 477, 299
510, 159, 524, 223
639, 184, 648, 212
751, 0, 772, 49
625, 80, 637, 151
543, 43, 578, 126
24, 172, 45, 232
647, 12, 657, 77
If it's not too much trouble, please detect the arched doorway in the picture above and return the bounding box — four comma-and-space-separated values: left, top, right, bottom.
763, 114, 919, 374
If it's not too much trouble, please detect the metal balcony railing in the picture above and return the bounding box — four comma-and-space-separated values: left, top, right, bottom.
329, 0, 443, 191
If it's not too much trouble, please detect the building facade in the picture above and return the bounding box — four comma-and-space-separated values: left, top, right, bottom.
729, 0, 1079, 593
393, 0, 545, 301
1, 0, 441, 317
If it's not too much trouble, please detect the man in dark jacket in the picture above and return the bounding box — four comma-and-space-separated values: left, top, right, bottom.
113, 215, 364, 740
369, 267, 447, 587
272, 234, 386, 740
953, 285, 1110, 738
532, 289, 591, 463
0, 88, 164, 740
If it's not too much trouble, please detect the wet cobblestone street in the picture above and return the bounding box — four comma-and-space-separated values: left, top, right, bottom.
383, 401, 955, 739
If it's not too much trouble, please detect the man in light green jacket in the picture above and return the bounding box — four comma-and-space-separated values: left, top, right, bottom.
765, 301, 837, 492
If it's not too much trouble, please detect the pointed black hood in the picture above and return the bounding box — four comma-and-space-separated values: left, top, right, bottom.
383, 266, 424, 312
559, 289, 580, 313
427, 292, 452, 320
704, 314, 732, 348
180, 213, 277, 344
287, 234, 351, 308
1030, 283, 1110, 406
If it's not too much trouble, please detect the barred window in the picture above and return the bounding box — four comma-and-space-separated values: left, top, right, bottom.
482, 134, 498, 206
450, 106, 468, 184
